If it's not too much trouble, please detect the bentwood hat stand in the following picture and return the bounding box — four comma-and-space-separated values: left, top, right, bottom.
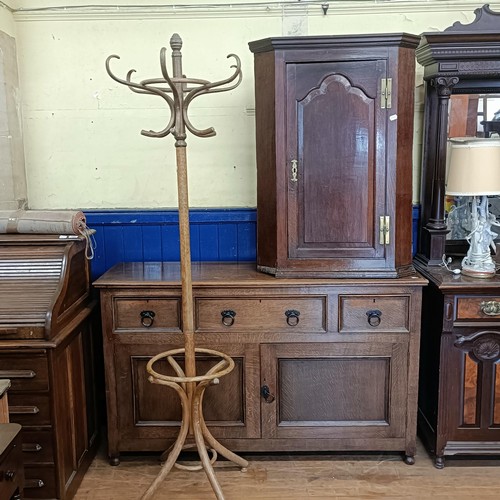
106, 34, 248, 500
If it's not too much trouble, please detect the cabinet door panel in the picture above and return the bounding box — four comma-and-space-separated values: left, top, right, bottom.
52, 331, 88, 494
443, 329, 500, 441
261, 342, 407, 440
286, 60, 388, 263
115, 343, 260, 442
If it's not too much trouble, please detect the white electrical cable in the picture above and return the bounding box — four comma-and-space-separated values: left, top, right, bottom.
441, 254, 461, 275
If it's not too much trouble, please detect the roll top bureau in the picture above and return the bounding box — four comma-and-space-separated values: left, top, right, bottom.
0, 235, 100, 499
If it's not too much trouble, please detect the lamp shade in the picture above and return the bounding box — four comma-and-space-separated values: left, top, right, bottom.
446, 137, 500, 195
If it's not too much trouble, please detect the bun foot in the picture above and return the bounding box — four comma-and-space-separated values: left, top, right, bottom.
403, 455, 415, 465
434, 457, 445, 469
109, 455, 120, 466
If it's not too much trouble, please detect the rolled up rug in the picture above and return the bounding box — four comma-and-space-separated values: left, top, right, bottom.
0, 210, 87, 235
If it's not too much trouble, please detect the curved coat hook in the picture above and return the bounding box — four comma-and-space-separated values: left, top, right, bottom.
105, 34, 242, 144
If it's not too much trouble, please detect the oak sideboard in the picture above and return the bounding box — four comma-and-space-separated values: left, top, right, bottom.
95, 261, 425, 465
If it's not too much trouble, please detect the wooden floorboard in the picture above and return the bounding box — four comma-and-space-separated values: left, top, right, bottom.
74, 440, 500, 499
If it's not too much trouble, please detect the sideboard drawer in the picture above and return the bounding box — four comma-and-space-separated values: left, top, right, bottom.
195, 296, 327, 333
112, 297, 181, 332
0, 352, 49, 392
339, 295, 410, 333
456, 297, 500, 320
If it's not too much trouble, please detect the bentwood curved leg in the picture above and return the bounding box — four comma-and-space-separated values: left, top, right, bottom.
198, 387, 248, 470
142, 348, 248, 499
192, 381, 226, 500
141, 380, 190, 500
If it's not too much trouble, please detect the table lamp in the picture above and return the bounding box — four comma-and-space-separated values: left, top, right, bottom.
446, 137, 500, 277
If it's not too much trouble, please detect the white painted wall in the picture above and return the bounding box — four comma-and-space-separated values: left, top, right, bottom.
0, 3, 15, 37
7, 1, 491, 208
0, 3, 27, 210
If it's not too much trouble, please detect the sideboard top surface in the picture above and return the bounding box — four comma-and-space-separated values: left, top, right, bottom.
415, 262, 500, 292
93, 261, 427, 289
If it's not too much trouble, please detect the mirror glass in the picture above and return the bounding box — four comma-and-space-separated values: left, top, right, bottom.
446, 94, 500, 245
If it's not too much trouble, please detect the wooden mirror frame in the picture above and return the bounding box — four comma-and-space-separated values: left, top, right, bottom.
415, 4, 500, 267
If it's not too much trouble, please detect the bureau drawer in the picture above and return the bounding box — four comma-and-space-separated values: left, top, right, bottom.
195, 296, 326, 333
24, 464, 56, 499
8, 393, 51, 426
0, 350, 49, 392
339, 295, 410, 333
456, 297, 500, 320
21, 429, 54, 465
112, 297, 181, 332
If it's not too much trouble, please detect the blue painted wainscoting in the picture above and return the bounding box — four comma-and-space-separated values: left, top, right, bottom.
85, 206, 420, 281
84, 209, 257, 280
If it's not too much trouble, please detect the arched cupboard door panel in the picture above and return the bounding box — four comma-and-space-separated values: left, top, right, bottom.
286, 65, 385, 261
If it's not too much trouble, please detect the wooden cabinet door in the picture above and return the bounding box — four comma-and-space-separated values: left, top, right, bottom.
113, 342, 260, 446
441, 329, 500, 444
286, 59, 391, 272
260, 342, 407, 440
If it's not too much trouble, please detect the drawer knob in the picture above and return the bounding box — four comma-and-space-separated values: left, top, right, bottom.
5, 470, 15, 481
480, 300, 500, 316
285, 309, 300, 326
140, 310, 156, 327
261, 385, 275, 403
366, 309, 382, 327
221, 310, 236, 327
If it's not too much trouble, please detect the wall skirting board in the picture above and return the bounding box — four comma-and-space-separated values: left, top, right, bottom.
85, 206, 420, 280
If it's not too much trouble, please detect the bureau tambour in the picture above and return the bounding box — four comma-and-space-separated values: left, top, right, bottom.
0, 235, 100, 499
95, 261, 426, 465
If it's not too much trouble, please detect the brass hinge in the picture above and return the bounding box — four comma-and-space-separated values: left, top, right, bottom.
379, 215, 390, 245
290, 159, 298, 182
381, 78, 392, 109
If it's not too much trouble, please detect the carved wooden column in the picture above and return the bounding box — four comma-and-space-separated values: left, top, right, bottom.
418, 76, 458, 265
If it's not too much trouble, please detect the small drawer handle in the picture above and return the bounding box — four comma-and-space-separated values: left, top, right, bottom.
0, 369, 36, 379
221, 310, 236, 327
10, 405, 40, 415
23, 443, 43, 453
480, 300, 500, 316
366, 309, 382, 327
140, 310, 156, 327
285, 309, 300, 326
25, 478, 45, 489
